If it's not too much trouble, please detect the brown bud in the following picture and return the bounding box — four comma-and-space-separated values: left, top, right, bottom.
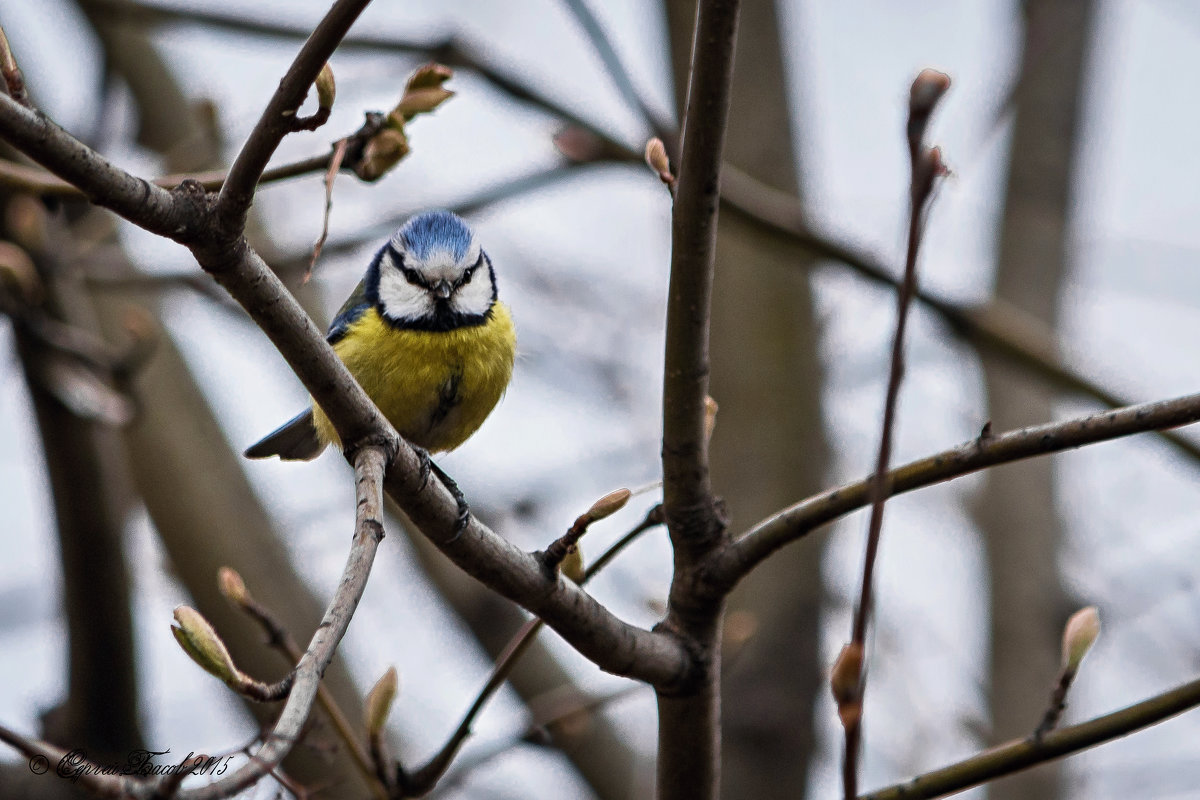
645, 137, 670, 174
217, 567, 248, 606
703, 396, 719, 444
355, 128, 410, 182
830, 642, 863, 707
405, 62, 453, 91
586, 488, 632, 523
395, 63, 454, 121
910, 69, 951, 116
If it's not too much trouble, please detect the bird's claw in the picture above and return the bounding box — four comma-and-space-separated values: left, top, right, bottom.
414, 448, 472, 541
413, 446, 434, 491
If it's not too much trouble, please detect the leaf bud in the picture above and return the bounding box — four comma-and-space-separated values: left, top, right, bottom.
172, 606, 238, 684
365, 666, 399, 737
1061, 606, 1101, 675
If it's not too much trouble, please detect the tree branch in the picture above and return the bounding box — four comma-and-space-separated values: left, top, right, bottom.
711, 390, 1200, 592
403, 504, 664, 795
661, 0, 738, 553
718, 165, 1200, 466
840, 70, 949, 800
213, 0, 370, 231
176, 446, 387, 800
657, 2, 740, 799
218, 568, 382, 796
0, 97, 183, 236
859, 672, 1200, 800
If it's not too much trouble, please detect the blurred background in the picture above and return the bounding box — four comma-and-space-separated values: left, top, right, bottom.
1, 0, 1199, 798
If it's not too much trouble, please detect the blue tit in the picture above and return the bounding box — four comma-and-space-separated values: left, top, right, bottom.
245, 210, 516, 466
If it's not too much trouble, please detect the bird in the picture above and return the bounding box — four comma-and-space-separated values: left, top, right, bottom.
245, 210, 516, 525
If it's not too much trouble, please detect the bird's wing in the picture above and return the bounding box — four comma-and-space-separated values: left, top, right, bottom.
327, 277, 372, 344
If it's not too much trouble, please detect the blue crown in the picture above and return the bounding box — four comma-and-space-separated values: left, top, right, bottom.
394, 211, 474, 261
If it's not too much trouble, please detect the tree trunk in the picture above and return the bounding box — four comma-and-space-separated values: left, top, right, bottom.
976, 2, 1095, 798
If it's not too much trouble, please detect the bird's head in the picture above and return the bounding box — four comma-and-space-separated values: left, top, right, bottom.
371, 211, 497, 330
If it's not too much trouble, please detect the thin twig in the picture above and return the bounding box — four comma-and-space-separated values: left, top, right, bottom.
713, 389, 1200, 593
0, 23, 30, 107
173, 446, 387, 800
839, 70, 949, 800
306, 138, 348, 281
859, 671, 1200, 800
402, 504, 664, 795
219, 569, 384, 797
214, 0, 371, 230
559, 0, 676, 144
717, 165, 1200, 466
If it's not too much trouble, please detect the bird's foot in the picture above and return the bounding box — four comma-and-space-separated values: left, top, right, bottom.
413, 447, 472, 541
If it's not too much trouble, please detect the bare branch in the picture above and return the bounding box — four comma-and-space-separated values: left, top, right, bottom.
840, 69, 949, 800
214, 0, 370, 231
859, 672, 1200, 800
661, 0, 738, 553
175, 446, 388, 800
403, 504, 664, 796
717, 165, 1200, 466
537, 488, 631, 575
656, 2, 741, 798
218, 568, 382, 795
0, 95, 183, 237
559, 0, 676, 143
712, 390, 1200, 592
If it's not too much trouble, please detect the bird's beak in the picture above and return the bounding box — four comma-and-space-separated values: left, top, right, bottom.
432, 280, 452, 300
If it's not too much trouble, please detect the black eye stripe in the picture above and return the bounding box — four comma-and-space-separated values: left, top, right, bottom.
454, 254, 484, 288
401, 265, 429, 287
393, 254, 431, 289
388, 247, 483, 291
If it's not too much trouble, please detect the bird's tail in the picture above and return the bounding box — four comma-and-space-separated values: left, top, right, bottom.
244, 409, 326, 461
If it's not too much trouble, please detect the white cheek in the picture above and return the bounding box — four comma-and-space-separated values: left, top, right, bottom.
377, 268, 431, 321
454, 270, 494, 316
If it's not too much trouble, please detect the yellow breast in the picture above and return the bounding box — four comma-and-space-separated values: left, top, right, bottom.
312, 304, 516, 453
